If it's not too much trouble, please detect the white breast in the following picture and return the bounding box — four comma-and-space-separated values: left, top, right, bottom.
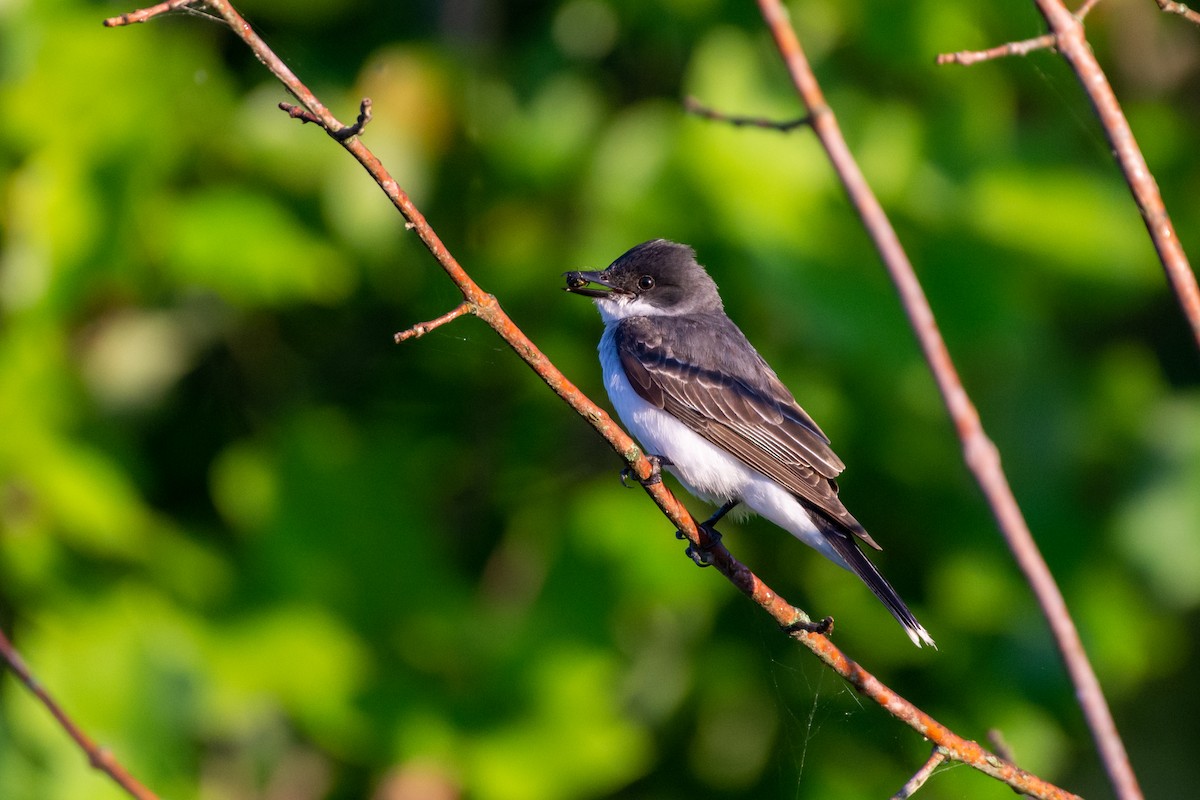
598, 325, 766, 503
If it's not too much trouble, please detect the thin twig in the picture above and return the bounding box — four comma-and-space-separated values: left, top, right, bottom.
756, 0, 1118, 797
103, 0, 196, 26
936, 33, 1057, 65
0, 628, 159, 800
684, 96, 811, 132
891, 746, 948, 800
935, 0, 1104, 65
394, 302, 472, 343
278, 102, 322, 125
1154, 0, 1200, 24
99, 3, 1084, 797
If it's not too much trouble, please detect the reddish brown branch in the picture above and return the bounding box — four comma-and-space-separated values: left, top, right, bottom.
798, 624, 1080, 798
394, 302, 472, 342
1022, 11, 1156, 798
99, 2, 1082, 797
940, 1, 1172, 796
680, 536, 1079, 798
1154, 0, 1200, 24
0, 628, 160, 800
757, 0, 1120, 797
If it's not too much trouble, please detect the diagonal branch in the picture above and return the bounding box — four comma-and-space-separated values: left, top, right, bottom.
754, 0, 1142, 798
936, 0, 1200, 352
1022, 9, 1154, 798
0, 628, 160, 800
96, 2, 1085, 797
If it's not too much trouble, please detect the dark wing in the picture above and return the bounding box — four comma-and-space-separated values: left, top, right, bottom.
616, 316, 881, 549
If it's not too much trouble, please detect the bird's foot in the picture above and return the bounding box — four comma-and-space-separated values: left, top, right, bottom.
676, 524, 722, 567
621, 454, 672, 488
783, 615, 835, 636
673, 500, 738, 567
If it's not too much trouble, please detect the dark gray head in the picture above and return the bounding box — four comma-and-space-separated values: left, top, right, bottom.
564, 239, 723, 322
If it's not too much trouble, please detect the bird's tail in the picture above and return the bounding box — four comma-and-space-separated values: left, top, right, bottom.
813, 512, 936, 649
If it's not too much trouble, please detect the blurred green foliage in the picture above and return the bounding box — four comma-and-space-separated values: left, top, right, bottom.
1, 1, 1198, 798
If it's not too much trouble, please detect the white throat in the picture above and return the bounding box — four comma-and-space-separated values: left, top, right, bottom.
593, 295, 653, 325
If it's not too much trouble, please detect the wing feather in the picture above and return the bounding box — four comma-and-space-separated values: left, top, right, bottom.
616, 316, 881, 549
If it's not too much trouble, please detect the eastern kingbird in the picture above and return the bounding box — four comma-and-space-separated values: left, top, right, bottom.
565, 239, 934, 648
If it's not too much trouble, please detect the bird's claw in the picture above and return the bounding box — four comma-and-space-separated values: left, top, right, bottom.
783, 615, 835, 636
621, 454, 672, 488
677, 525, 722, 567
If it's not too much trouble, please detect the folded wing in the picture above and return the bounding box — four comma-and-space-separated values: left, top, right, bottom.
616, 316, 881, 550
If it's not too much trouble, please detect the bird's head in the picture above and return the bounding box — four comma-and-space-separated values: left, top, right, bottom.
564, 239, 722, 322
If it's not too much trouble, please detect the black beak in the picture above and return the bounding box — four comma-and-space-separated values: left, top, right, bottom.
563, 270, 627, 298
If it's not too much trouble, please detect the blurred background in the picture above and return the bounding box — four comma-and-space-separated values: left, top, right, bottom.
2, 1, 1198, 797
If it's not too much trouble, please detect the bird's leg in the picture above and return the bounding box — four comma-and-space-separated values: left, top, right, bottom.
676, 499, 738, 567
702, 499, 738, 528
621, 454, 673, 488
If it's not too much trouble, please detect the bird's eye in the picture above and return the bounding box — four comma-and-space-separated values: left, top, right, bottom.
637, 275, 655, 291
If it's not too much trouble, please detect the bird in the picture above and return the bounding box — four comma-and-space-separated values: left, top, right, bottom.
564, 239, 934, 647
